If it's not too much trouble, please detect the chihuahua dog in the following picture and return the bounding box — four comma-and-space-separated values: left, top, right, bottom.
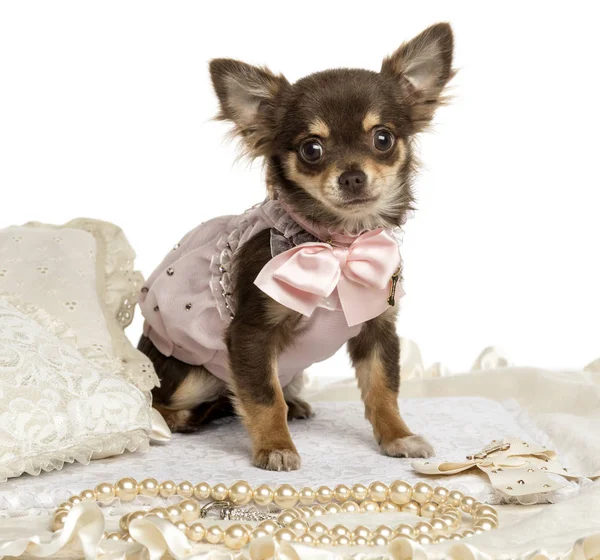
138, 23, 455, 471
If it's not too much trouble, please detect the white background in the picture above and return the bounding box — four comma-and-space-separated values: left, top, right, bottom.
1, 1, 598, 378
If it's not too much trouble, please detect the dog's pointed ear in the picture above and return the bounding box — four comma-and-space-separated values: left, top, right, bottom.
209, 59, 289, 158
381, 23, 455, 132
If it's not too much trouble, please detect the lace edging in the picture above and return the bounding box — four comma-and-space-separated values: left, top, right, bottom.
63, 218, 159, 390
0, 292, 78, 345
23, 218, 159, 391
0, 295, 151, 487
261, 199, 306, 239
0, 293, 124, 375
0, 430, 149, 487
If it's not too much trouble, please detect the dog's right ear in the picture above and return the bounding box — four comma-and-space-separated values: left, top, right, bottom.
381, 23, 455, 133
209, 59, 289, 158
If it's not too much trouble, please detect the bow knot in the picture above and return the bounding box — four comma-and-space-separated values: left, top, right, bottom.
254, 228, 402, 326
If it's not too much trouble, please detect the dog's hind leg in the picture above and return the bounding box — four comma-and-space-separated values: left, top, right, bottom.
138, 335, 232, 432
283, 372, 314, 420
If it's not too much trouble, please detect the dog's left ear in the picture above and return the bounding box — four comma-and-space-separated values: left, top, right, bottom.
210, 59, 289, 158
381, 23, 455, 132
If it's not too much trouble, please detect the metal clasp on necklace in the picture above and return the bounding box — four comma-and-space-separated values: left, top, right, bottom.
200, 500, 279, 522
200, 500, 233, 520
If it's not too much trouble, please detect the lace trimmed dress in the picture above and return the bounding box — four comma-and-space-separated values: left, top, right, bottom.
139, 200, 390, 388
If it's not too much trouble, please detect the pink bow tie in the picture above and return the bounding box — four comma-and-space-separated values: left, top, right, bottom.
254, 228, 403, 326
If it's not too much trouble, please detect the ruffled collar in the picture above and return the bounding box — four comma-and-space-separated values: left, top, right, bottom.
261, 197, 409, 253
281, 205, 363, 247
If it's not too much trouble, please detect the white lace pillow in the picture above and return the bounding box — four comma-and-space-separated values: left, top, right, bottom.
0, 298, 152, 482
0, 219, 158, 391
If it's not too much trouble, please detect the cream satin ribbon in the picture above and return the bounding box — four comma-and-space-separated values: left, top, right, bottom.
149, 408, 172, 442
3, 501, 600, 560
411, 438, 581, 497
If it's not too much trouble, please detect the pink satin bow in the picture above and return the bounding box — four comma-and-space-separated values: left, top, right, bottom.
254, 228, 403, 326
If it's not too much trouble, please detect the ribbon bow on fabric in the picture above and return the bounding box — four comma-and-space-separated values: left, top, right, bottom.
254, 228, 402, 326
411, 438, 585, 498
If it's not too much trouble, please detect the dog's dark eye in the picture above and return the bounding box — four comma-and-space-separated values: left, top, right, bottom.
373, 129, 395, 152
299, 139, 324, 163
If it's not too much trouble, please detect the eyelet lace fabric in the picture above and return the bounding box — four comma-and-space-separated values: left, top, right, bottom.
0, 219, 159, 391
0, 295, 151, 484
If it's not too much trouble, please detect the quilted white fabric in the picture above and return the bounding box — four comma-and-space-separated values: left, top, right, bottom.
0, 397, 557, 516
0, 298, 152, 483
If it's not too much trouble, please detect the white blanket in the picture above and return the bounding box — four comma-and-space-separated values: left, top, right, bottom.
0, 397, 552, 515
1, 364, 599, 559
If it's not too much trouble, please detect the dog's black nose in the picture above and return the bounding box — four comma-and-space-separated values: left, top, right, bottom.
338, 170, 367, 193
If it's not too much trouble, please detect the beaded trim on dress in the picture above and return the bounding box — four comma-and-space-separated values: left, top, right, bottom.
208, 200, 318, 321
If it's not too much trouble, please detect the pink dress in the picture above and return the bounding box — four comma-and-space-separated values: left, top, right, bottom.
139, 200, 402, 388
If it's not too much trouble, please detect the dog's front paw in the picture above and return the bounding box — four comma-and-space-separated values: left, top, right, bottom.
380, 435, 434, 458
253, 448, 302, 471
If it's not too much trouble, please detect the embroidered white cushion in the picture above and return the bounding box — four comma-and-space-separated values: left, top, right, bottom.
0, 298, 152, 482
0, 219, 158, 391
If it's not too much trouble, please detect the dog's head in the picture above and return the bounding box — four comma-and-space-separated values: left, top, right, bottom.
210, 23, 455, 233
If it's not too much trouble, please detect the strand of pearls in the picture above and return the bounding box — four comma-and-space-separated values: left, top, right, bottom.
52, 479, 499, 551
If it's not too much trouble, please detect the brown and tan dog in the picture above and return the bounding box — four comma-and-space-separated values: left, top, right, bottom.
139, 23, 455, 471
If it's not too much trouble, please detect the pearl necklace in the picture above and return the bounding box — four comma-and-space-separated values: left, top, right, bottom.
51, 479, 499, 551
